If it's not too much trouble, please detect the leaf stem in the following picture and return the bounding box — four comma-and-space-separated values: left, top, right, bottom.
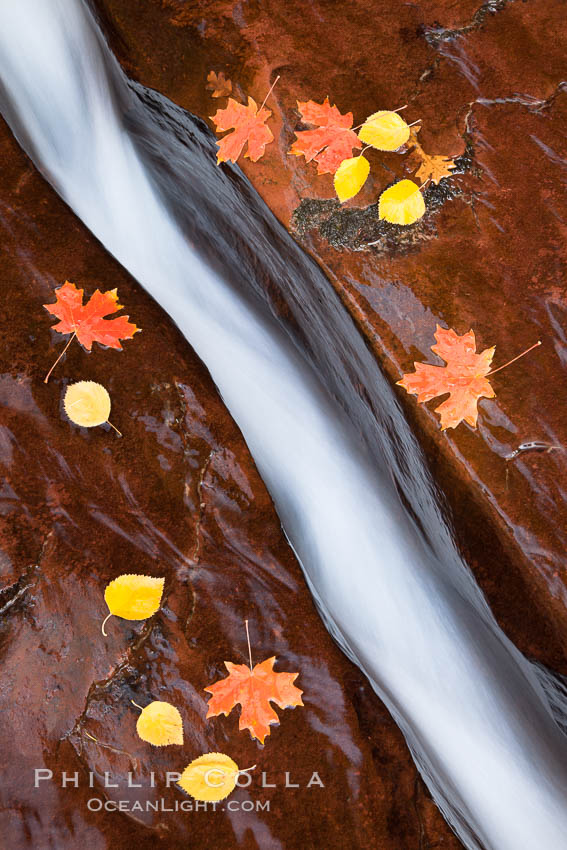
245, 618, 253, 672
486, 340, 542, 376
106, 420, 122, 437
44, 331, 76, 383
259, 75, 280, 111
237, 764, 257, 775
131, 700, 144, 711
101, 612, 112, 636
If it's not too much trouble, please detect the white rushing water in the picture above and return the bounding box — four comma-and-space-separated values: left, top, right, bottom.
1, 1, 567, 847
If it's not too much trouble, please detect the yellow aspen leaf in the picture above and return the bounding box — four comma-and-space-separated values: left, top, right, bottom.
64, 381, 111, 428
136, 701, 183, 746
378, 179, 425, 225
358, 110, 410, 151
178, 753, 241, 802
334, 155, 370, 202
102, 574, 164, 635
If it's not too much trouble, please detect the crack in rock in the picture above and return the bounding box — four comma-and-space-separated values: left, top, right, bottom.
0, 531, 53, 617
192, 448, 216, 563
473, 80, 567, 112
422, 0, 514, 46
64, 619, 156, 756
0, 566, 38, 616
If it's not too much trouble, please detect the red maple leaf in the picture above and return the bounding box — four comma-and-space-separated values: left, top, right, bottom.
43, 281, 139, 382
397, 325, 495, 430
205, 656, 303, 744
211, 96, 274, 164
44, 282, 138, 350
290, 97, 362, 174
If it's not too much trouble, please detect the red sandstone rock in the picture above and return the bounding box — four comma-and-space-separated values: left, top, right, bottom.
5, 0, 567, 845
0, 120, 458, 848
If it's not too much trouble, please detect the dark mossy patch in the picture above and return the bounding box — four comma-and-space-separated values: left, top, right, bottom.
291, 145, 473, 254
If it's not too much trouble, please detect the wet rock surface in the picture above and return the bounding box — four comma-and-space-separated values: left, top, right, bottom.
94, 0, 567, 676
4, 0, 567, 846
0, 120, 461, 848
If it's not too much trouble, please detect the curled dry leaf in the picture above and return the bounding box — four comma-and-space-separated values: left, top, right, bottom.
397, 325, 495, 429
206, 70, 232, 98
334, 155, 370, 202
408, 125, 457, 185
136, 701, 184, 746
378, 179, 425, 225
211, 96, 273, 164
178, 753, 241, 802
102, 574, 165, 635
64, 381, 111, 428
290, 97, 362, 175
415, 154, 456, 186
205, 656, 303, 744
358, 110, 410, 151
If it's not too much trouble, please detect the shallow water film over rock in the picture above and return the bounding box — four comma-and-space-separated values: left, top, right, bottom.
1, 1, 567, 848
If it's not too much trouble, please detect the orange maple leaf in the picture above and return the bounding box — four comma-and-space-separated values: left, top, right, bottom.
44, 281, 139, 350
43, 281, 139, 382
205, 656, 303, 744
211, 96, 273, 164
397, 325, 495, 429
290, 97, 362, 175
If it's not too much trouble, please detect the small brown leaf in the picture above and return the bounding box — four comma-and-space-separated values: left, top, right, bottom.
415, 153, 456, 185
407, 126, 457, 185
206, 71, 232, 98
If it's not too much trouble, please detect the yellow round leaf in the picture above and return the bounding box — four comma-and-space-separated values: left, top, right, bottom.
358, 110, 410, 151
178, 753, 239, 802
136, 701, 183, 746
333, 155, 370, 203
378, 179, 425, 225
102, 574, 164, 635
64, 381, 111, 428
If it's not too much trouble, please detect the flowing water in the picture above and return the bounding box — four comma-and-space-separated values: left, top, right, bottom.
1, 1, 567, 847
